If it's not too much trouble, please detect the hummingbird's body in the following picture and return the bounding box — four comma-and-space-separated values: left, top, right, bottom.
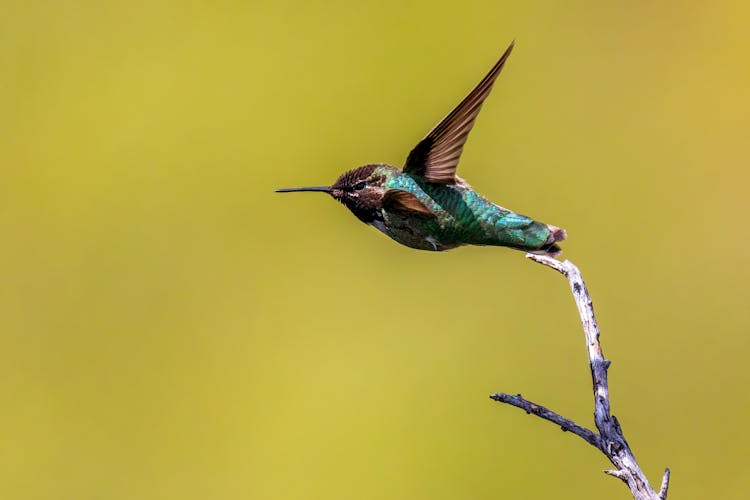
278, 42, 566, 256
360, 164, 558, 252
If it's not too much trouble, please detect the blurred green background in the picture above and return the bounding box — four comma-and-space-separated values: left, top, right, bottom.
2, 1, 749, 498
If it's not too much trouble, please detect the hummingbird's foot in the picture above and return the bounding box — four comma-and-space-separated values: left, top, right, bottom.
529, 245, 562, 258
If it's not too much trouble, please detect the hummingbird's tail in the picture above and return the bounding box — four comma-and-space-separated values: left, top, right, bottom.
530, 225, 567, 257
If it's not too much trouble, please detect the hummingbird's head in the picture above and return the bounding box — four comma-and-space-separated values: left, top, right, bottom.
329, 164, 387, 223
277, 164, 391, 224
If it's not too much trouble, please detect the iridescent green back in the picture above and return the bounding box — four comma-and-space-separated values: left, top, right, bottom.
383, 168, 550, 250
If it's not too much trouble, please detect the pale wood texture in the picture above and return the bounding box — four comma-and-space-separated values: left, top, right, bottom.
491, 255, 670, 499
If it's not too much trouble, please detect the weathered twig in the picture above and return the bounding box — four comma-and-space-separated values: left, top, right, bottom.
490, 255, 670, 499
489, 393, 601, 448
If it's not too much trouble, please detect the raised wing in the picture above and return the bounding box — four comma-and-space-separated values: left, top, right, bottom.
403, 42, 515, 184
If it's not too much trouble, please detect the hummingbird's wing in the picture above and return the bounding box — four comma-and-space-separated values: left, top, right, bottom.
382, 190, 435, 219
403, 42, 515, 184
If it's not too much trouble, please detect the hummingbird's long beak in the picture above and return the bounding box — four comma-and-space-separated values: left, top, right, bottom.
275, 186, 331, 193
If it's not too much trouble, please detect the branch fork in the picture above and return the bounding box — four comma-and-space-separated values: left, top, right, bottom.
491, 254, 670, 499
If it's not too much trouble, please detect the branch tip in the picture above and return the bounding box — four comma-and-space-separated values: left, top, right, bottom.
524, 253, 568, 275
659, 468, 671, 499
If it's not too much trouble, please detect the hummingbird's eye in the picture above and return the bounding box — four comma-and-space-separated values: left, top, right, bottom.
353, 181, 367, 191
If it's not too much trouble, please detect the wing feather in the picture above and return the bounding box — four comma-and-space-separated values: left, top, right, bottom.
403, 42, 515, 184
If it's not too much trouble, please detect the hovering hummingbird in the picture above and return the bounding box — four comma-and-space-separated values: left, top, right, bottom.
277, 42, 566, 256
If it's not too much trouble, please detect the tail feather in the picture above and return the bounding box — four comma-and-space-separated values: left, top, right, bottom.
532, 225, 567, 257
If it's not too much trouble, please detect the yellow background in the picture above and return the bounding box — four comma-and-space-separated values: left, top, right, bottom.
2, 1, 748, 498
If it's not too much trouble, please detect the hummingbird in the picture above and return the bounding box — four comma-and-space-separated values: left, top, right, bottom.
277, 42, 566, 256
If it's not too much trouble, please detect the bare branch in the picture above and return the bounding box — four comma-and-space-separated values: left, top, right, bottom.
604, 469, 630, 482
489, 393, 600, 448
658, 469, 671, 499
490, 254, 670, 499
